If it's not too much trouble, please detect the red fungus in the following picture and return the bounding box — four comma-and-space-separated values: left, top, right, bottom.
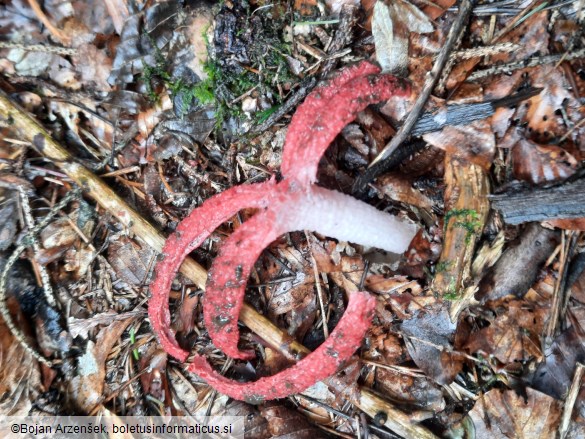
149, 61, 415, 400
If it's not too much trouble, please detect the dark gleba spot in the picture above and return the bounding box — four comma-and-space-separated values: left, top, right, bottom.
326, 347, 339, 358
235, 265, 243, 281
213, 314, 232, 328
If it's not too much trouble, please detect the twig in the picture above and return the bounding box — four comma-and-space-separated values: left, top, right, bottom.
0, 90, 438, 439
17, 186, 57, 307
410, 87, 541, 137
559, 116, 585, 143
305, 231, 329, 338
0, 188, 80, 366
435, 23, 468, 96
320, 4, 358, 76
544, 231, 578, 344
558, 363, 585, 439
451, 43, 520, 60
0, 41, 77, 56
467, 48, 585, 81
369, 0, 476, 168
490, 0, 547, 43
26, 0, 71, 45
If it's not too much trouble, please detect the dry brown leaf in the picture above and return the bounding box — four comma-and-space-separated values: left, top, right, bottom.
138, 346, 169, 406
366, 326, 406, 363
375, 173, 434, 210
468, 388, 561, 439
328, 254, 365, 294
401, 305, 463, 385
72, 44, 112, 92
419, 0, 456, 20
544, 218, 585, 231
68, 317, 134, 412
265, 246, 316, 316
261, 403, 325, 438
532, 307, 585, 400
512, 137, 578, 184
108, 235, 157, 286
295, 383, 340, 427
40, 217, 78, 249
355, 108, 396, 156
464, 300, 546, 364
423, 120, 495, 170
68, 310, 144, 339
366, 274, 422, 296
476, 224, 561, 303
402, 226, 442, 280
176, 291, 200, 335
375, 367, 445, 413
0, 299, 41, 415
447, 11, 549, 91
326, 0, 360, 15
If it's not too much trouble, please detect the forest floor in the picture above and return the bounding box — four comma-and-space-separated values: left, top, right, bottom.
1, 0, 585, 438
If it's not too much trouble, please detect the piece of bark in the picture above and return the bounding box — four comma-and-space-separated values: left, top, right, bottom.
433, 160, 490, 299
475, 223, 561, 303
410, 87, 541, 136
490, 179, 585, 225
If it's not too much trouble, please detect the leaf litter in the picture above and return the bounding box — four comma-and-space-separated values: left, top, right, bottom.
0, 0, 584, 437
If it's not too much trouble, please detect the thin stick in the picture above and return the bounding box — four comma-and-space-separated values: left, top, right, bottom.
0, 41, 76, 56
544, 231, 572, 343
369, 0, 476, 167
558, 363, 585, 439
451, 43, 520, 60
0, 90, 438, 439
559, 117, 585, 144
305, 231, 329, 338
17, 186, 57, 307
467, 48, 585, 81
0, 188, 80, 366
26, 0, 70, 45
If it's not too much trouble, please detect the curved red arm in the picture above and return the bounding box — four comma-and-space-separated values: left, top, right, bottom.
191, 291, 375, 402
280, 64, 410, 186
149, 181, 276, 361
204, 208, 286, 359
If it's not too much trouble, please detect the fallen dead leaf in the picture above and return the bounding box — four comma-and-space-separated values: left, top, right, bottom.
0, 299, 41, 415
375, 367, 445, 413
401, 305, 463, 385
372, 0, 432, 75
68, 317, 134, 413
260, 402, 325, 438
532, 307, 585, 400
464, 300, 546, 364
468, 388, 561, 439
511, 136, 578, 185
108, 235, 157, 286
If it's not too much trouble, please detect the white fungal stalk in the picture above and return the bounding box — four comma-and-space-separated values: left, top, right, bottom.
281, 186, 418, 254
